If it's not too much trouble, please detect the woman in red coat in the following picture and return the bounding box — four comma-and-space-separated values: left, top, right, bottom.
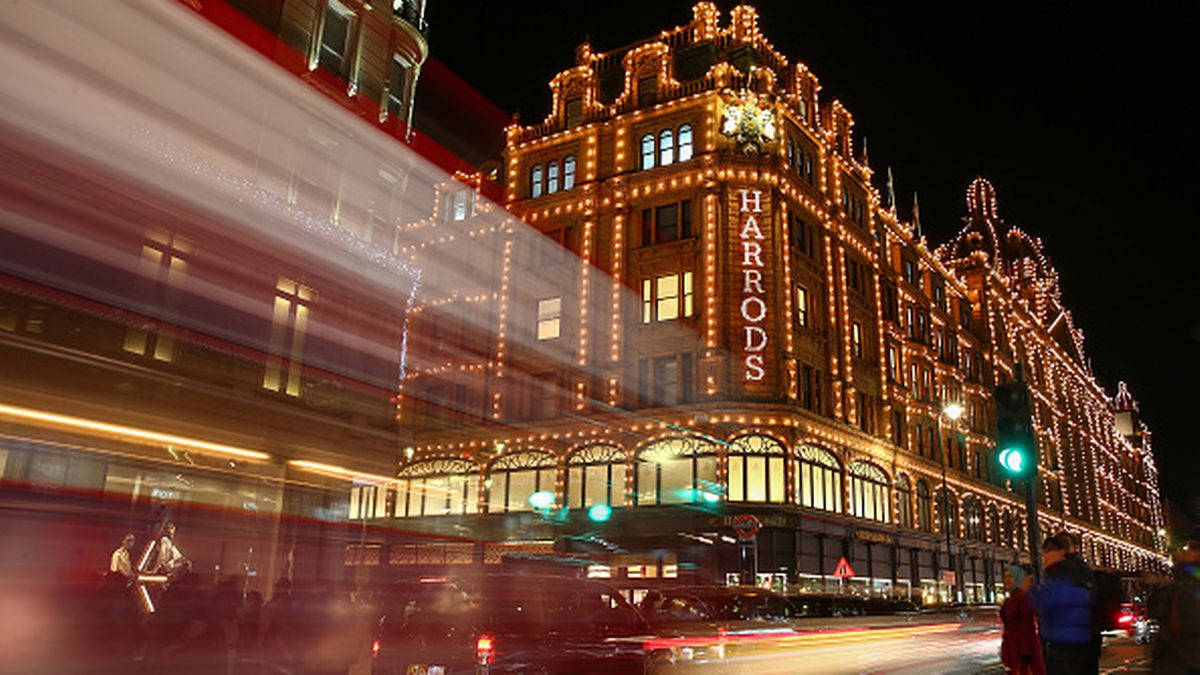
1001, 564, 1046, 675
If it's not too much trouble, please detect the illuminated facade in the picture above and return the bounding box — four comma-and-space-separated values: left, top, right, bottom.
392, 2, 1166, 597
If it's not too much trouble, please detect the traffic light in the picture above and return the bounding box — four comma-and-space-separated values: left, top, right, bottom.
587, 504, 612, 522
994, 379, 1035, 479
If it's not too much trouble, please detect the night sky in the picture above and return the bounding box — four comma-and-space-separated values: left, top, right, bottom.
417, 1, 1200, 518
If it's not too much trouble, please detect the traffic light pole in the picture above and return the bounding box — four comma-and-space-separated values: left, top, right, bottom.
936, 411, 957, 603
1024, 473, 1042, 583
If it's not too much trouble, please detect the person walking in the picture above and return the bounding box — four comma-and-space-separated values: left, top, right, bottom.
1032, 534, 1097, 674
1001, 564, 1045, 674
110, 533, 136, 583
1150, 529, 1200, 674
156, 522, 190, 578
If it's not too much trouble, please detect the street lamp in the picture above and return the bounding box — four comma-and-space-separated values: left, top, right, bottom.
937, 401, 965, 603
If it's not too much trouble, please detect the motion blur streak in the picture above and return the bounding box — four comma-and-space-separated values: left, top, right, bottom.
0, 402, 271, 461
663, 620, 1002, 674
642, 620, 961, 649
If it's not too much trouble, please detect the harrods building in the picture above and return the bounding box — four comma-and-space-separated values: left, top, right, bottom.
384, 2, 1166, 601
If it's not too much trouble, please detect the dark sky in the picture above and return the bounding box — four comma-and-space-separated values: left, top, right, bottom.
418, 1, 1200, 517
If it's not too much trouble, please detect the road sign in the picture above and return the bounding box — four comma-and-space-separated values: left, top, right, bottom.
732, 513, 761, 540
941, 570, 957, 587
833, 556, 856, 579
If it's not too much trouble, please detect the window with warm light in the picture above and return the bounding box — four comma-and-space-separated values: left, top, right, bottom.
124, 231, 190, 363
796, 445, 841, 513
263, 277, 313, 397
536, 297, 561, 340
851, 322, 863, 358
896, 474, 913, 528
726, 435, 786, 503
487, 452, 556, 513
795, 285, 808, 327
848, 462, 890, 523
567, 445, 625, 509
641, 272, 693, 323
634, 438, 717, 506
396, 458, 480, 517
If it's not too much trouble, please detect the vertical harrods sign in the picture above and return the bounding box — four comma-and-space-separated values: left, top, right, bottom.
734, 187, 774, 391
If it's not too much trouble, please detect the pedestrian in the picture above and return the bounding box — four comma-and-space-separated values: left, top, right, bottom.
110, 533, 136, 583
156, 522, 190, 578
1001, 564, 1045, 674
1149, 528, 1200, 674
1032, 534, 1097, 674
1057, 531, 1103, 672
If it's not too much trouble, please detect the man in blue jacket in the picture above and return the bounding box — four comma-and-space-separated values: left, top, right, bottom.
1033, 534, 1098, 673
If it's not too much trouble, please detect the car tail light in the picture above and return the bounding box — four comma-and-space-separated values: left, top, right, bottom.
371, 639, 381, 656
476, 635, 495, 666
1118, 614, 1134, 625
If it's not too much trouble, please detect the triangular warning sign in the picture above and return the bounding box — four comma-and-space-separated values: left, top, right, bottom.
833, 556, 856, 579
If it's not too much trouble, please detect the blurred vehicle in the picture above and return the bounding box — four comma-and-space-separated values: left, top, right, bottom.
786, 593, 868, 618
639, 586, 797, 629
371, 574, 654, 674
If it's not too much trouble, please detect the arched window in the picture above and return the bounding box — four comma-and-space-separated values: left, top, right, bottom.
566, 445, 625, 509
795, 445, 842, 513
895, 474, 913, 529
487, 451, 557, 513
963, 496, 983, 541
937, 489, 959, 537
1002, 510, 1014, 548
562, 155, 576, 190
726, 435, 786, 503
677, 124, 693, 162
848, 462, 890, 523
659, 129, 674, 166
396, 458, 480, 518
916, 479, 932, 531
988, 505, 1000, 545
546, 160, 559, 194
641, 133, 656, 170
635, 437, 718, 506
530, 164, 543, 198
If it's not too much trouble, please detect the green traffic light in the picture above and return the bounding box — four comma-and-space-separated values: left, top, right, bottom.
587, 503, 612, 522
999, 447, 1025, 474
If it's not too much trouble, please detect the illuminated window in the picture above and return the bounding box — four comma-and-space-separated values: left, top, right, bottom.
563, 155, 576, 189
451, 190, 468, 221
124, 231, 190, 363
886, 344, 898, 382
659, 129, 674, 166
896, 474, 913, 528
682, 271, 694, 318
795, 445, 841, 513
349, 483, 389, 520
795, 286, 808, 327
487, 452, 557, 513
641, 133, 655, 170
546, 160, 559, 194
530, 164, 543, 198
851, 322, 863, 358
917, 480, 932, 531
318, 1, 354, 76
641, 279, 652, 324
263, 277, 313, 397
727, 435, 786, 503
396, 458, 479, 517
937, 489, 959, 536
635, 438, 718, 506
536, 297, 561, 340
964, 496, 984, 541
677, 124, 693, 161
567, 445, 625, 509
656, 275, 679, 321
848, 462, 890, 523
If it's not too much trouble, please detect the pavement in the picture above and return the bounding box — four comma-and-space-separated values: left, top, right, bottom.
1100, 635, 1152, 673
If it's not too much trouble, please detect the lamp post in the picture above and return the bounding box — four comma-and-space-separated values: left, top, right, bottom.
937, 401, 965, 603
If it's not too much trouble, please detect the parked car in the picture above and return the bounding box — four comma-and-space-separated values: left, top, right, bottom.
371, 574, 654, 674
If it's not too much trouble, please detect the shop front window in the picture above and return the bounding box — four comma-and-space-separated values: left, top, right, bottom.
487, 451, 557, 513
396, 458, 480, 517
726, 435, 786, 503
634, 437, 718, 506
566, 444, 626, 509
847, 461, 890, 523
795, 445, 842, 513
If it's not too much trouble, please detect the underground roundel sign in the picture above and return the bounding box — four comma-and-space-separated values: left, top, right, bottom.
732, 514, 761, 540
